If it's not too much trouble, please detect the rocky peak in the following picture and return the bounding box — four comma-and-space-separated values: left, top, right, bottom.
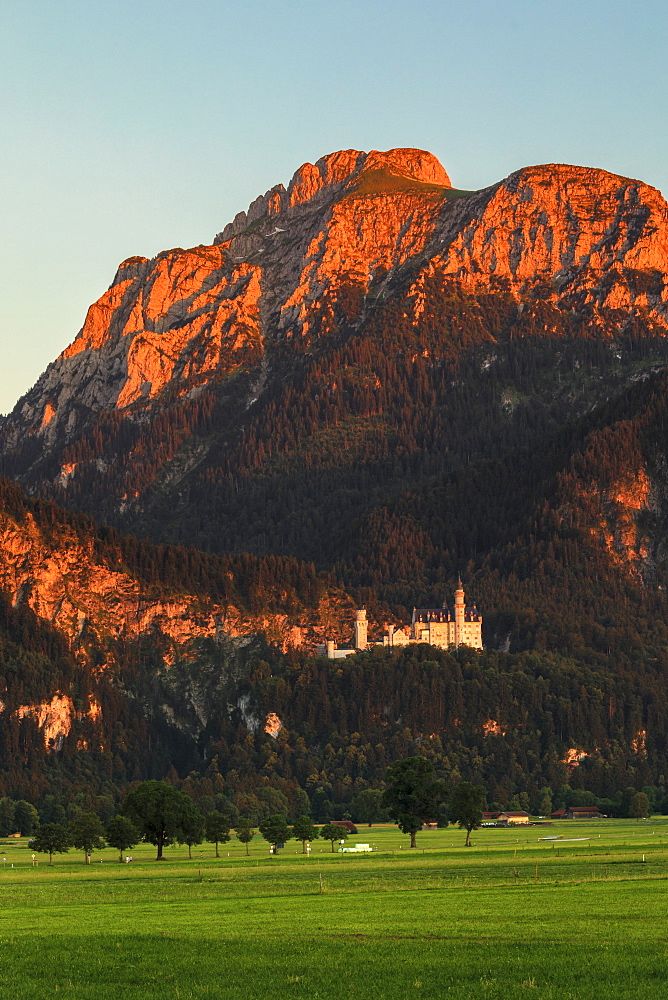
215, 147, 451, 241
286, 147, 451, 209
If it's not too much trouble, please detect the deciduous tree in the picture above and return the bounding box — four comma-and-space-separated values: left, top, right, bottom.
292, 815, 318, 854
30, 823, 71, 865
629, 791, 650, 820
69, 812, 106, 864
537, 788, 553, 818
382, 756, 446, 848
320, 822, 348, 853
258, 814, 292, 853
0, 798, 15, 837
351, 788, 386, 827
121, 781, 193, 860
205, 813, 231, 858
105, 815, 139, 862
235, 820, 255, 855
14, 800, 39, 836
178, 804, 205, 859
450, 782, 486, 846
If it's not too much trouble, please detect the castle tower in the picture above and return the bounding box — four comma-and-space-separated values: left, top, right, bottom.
354, 608, 368, 650
454, 578, 465, 647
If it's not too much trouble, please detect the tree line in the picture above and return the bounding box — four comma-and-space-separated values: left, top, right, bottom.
29, 780, 371, 863
27, 770, 498, 862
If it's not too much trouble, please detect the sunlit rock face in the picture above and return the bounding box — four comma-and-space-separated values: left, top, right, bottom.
264, 712, 283, 738
0, 509, 219, 646
16, 694, 81, 749
586, 470, 653, 569
0, 509, 354, 662
216, 147, 451, 232
412, 163, 668, 311
2, 148, 667, 495
15, 250, 263, 446
0, 497, 365, 752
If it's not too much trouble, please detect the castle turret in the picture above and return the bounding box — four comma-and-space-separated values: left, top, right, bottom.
354, 608, 368, 650
454, 578, 465, 647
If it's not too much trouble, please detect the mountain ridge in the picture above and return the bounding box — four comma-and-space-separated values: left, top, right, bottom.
5, 148, 666, 466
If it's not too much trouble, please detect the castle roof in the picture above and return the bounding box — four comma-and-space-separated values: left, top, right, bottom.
413, 607, 481, 623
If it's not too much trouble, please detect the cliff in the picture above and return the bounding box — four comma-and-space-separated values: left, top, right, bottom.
0, 502, 359, 655
0, 482, 368, 756
414, 163, 668, 323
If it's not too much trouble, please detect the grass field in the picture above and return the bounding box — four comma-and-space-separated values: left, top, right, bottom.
1, 819, 667, 999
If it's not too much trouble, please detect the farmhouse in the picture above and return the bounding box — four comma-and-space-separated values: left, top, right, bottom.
481, 811, 530, 826
331, 820, 358, 833
551, 806, 604, 819
497, 811, 530, 825
566, 806, 602, 819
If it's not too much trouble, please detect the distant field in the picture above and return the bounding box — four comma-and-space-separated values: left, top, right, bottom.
2, 819, 667, 999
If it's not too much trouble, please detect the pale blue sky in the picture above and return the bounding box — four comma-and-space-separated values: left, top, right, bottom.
1, 0, 666, 414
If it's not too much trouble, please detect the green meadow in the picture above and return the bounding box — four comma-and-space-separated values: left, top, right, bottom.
1, 819, 667, 999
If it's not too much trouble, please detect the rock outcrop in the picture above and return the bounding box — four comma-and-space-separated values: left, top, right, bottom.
16, 250, 263, 447
0, 508, 355, 661
0, 488, 367, 752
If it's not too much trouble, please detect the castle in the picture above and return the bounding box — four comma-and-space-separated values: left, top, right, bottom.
318, 581, 483, 658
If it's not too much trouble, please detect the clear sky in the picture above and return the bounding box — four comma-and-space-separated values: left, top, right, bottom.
1, 0, 666, 414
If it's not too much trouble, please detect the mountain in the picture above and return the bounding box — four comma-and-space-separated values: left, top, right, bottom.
4, 148, 668, 627
2, 147, 668, 813
2, 148, 667, 559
